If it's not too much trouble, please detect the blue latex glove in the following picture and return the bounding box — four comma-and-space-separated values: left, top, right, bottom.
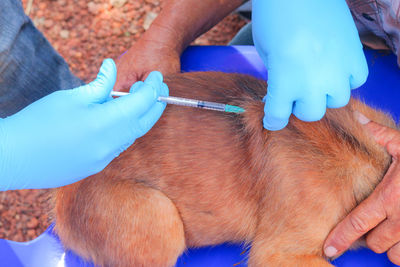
252, 0, 368, 130
0, 59, 168, 190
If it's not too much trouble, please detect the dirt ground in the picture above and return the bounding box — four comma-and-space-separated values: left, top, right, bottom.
0, 0, 247, 242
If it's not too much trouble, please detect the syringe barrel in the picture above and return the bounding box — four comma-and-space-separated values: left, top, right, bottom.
157, 96, 226, 112
197, 101, 225, 112
158, 96, 199, 107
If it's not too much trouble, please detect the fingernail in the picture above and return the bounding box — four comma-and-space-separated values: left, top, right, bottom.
324, 246, 338, 257
354, 111, 370, 125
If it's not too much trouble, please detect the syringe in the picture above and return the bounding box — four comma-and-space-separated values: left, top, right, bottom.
111, 91, 245, 114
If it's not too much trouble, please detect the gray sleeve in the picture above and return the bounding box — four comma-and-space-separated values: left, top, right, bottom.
346, 0, 400, 66
0, 0, 83, 118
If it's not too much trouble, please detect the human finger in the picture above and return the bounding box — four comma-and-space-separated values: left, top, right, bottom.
262, 89, 293, 131
349, 46, 369, 89
292, 93, 327, 122
75, 58, 117, 103
388, 241, 400, 265
324, 189, 386, 257
326, 77, 351, 108
136, 82, 169, 137
366, 216, 400, 254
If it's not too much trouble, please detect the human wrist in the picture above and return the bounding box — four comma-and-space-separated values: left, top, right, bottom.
141, 22, 187, 56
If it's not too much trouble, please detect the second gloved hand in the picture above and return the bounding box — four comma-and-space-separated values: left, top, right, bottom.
252, 0, 368, 130
0, 59, 168, 190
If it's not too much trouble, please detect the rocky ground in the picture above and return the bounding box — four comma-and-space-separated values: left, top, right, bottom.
0, 0, 247, 242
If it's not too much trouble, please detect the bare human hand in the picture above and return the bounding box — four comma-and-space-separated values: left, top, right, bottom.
114, 35, 180, 92
324, 112, 400, 265
114, 0, 245, 92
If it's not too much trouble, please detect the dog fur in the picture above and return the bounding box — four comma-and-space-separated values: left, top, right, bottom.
51, 72, 395, 266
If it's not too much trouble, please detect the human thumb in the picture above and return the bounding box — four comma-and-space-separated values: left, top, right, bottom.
355, 111, 400, 157
75, 58, 117, 103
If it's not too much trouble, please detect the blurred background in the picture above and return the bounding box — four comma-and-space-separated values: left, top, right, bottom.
0, 0, 248, 242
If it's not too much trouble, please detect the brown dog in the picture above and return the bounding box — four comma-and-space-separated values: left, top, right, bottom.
51, 72, 395, 267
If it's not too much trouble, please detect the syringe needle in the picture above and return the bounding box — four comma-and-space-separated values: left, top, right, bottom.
110, 91, 245, 114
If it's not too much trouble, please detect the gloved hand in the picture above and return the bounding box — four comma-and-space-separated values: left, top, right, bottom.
0, 59, 168, 190
252, 0, 368, 130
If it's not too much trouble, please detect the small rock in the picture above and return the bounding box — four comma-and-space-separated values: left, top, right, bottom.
70, 31, 78, 38
53, 13, 64, 21
36, 10, 44, 17
14, 232, 23, 242
26, 229, 36, 238
146, 0, 160, 5
27, 217, 39, 229
57, 0, 67, 6
32, 17, 45, 28
8, 209, 16, 217
110, 0, 127, 8
127, 23, 140, 34
60, 29, 70, 39
143, 11, 157, 30
112, 27, 122, 36
88, 2, 100, 14
97, 29, 108, 38
44, 19, 54, 28
73, 51, 83, 58
38, 2, 47, 9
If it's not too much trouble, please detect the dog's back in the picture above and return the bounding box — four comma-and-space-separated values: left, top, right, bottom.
52, 72, 394, 267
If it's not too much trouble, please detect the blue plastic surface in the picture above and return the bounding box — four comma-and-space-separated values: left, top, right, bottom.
1, 46, 399, 267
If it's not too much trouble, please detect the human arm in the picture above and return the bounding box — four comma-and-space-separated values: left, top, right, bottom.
114, 0, 247, 91
324, 112, 400, 265
252, 0, 368, 130
0, 59, 168, 190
